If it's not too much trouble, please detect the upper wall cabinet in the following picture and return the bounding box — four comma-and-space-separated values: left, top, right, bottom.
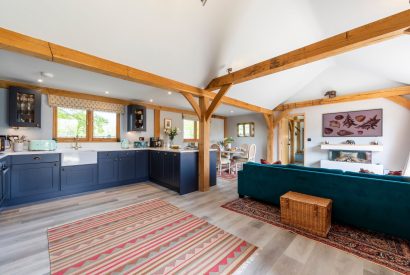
127, 105, 146, 132
8, 86, 42, 128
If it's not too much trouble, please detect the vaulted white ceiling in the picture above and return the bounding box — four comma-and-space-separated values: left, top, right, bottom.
0, 0, 408, 115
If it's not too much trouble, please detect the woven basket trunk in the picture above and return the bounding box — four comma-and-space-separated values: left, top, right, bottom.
280, 191, 332, 237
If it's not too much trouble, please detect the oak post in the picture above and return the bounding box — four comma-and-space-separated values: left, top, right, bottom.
263, 114, 274, 163
198, 96, 210, 192
154, 109, 161, 138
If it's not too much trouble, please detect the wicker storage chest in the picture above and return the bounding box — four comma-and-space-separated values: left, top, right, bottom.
280, 191, 332, 237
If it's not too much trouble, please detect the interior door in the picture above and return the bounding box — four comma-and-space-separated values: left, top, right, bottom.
278, 117, 290, 164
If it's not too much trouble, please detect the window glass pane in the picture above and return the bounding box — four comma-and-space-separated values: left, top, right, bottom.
57, 107, 87, 138
244, 124, 250, 136
237, 124, 244, 137
93, 111, 117, 139
183, 119, 195, 140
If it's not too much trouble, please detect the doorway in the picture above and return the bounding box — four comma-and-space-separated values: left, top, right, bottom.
278, 114, 305, 165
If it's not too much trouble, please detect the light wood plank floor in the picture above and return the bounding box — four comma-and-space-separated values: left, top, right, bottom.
0, 179, 400, 275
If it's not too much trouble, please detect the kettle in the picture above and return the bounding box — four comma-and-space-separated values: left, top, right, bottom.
121, 139, 130, 149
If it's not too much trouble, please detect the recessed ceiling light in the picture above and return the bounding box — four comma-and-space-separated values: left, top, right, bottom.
167, 91, 172, 95
105, 91, 110, 94
149, 99, 154, 102
230, 110, 234, 113
37, 79, 43, 83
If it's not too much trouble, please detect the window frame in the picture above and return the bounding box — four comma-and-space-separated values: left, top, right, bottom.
53, 107, 120, 142
237, 122, 255, 137
183, 119, 199, 142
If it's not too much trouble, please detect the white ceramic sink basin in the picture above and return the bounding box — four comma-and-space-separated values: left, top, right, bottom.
61, 150, 98, 167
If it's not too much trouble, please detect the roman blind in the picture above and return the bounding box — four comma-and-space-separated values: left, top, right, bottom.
48, 95, 125, 113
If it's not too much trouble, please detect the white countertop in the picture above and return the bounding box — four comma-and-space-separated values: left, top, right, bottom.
0, 147, 217, 160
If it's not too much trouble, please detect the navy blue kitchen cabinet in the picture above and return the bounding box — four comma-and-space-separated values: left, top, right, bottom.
135, 150, 149, 180
0, 157, 10, 207
149, 150, 217, 195
98, 152, 119, 185
10, 159, 60, 200
61, 164, 98, 191
118, 151, 136, 182
9, 86, 42, 128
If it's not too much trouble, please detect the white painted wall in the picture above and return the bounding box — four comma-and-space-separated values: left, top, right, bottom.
288, 98, 410, 171
227, 113, 267, 162
0, 89, 224, 147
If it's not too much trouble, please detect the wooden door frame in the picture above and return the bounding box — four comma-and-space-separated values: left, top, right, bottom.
277, 112, 307, 166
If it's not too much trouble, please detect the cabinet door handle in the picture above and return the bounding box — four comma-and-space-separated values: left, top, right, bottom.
33, 156, 41, 160
54, 163, 57, 167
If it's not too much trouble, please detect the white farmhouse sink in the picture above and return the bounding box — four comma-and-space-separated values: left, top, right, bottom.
61, 150, 98, 167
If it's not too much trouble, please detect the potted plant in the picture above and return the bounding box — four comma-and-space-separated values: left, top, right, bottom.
10, 135, 27, 152
164, 127, 179, 146
217, 137, 234, 150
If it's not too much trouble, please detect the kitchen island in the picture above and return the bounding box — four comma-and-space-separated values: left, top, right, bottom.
0, 147, 217, 207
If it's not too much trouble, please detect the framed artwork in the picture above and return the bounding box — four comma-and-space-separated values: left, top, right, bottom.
164, 118, 172, 129
322, 109, 382, 137
237, 122, 255, 137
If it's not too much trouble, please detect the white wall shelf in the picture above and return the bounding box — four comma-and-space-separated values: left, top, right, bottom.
320, 144, 383, 152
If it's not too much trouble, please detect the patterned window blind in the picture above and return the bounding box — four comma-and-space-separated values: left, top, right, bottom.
48, 95, 125, 114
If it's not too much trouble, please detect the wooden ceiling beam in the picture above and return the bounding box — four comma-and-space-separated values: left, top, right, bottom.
405, 28, 410, 34
387, 96, 410, 109
0, 27, 272, 115
207, 9, 410, 90
274, 86, 410, 111
181, 92, 201, 118
205, 84, 232, 120
0, 79, 226, 119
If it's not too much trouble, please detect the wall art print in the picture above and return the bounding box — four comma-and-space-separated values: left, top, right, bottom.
322, 109, 382, 137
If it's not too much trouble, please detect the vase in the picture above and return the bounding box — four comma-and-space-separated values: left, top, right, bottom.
169, 138, 174, 147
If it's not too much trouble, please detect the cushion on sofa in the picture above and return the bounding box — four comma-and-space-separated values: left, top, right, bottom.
286, 164, 344, 175
345, 171, 410, 183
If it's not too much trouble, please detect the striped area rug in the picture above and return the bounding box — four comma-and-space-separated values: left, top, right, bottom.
47, 199, 257, 275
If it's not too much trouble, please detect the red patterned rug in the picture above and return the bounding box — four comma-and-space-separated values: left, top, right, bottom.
48, 199, 257, 275
217, 171, 238, 181
222, 198, 410, 274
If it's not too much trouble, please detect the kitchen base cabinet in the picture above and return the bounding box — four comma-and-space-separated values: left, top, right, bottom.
98, 152, 119, 185
118, 151, 136, 183
135, 150, 149, 180
0, 157, 10, 207
10, 162, 60, 202
61, 165, 97, 191
149, 150, 217, 195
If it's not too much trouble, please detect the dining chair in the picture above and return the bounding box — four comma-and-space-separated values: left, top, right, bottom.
211, 144, 231, 175
232, 144, 256, 174
233, 143, 249, 161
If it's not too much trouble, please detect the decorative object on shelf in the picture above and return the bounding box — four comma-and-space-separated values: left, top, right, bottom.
371, 140, 379, 145
164, 127, 179, 146
359, 168, 374, 174
323, 109, 382, 137
322, 141, 329, 145
10, 135, 26, 152
9, 86, 42, 128
345, 140, 355, 144
324, 90, 337, 98
127, 105, 146, 131
164, 118, 172, 129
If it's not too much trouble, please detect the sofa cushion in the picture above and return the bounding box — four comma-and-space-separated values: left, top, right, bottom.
286, 164, 344, 175
345, 171, 410, 183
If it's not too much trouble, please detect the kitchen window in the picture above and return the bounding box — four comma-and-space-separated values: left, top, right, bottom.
53, 107, 120, 142
183, 119, 199, 142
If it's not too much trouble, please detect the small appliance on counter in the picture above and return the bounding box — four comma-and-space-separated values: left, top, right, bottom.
134, 141, 148, 148
149, 137, 163, 148
28, 140, 57, 151
121, 139, 130, 149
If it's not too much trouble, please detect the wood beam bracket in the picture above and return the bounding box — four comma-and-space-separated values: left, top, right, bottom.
205, 84, 232, 120
181, 92, 201, 118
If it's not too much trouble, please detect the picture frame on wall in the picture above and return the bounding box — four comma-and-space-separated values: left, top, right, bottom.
322, 109, 383, 137
164, 118, 172, 129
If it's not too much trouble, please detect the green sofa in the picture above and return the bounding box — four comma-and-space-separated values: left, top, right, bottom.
238, 162, 410, 240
